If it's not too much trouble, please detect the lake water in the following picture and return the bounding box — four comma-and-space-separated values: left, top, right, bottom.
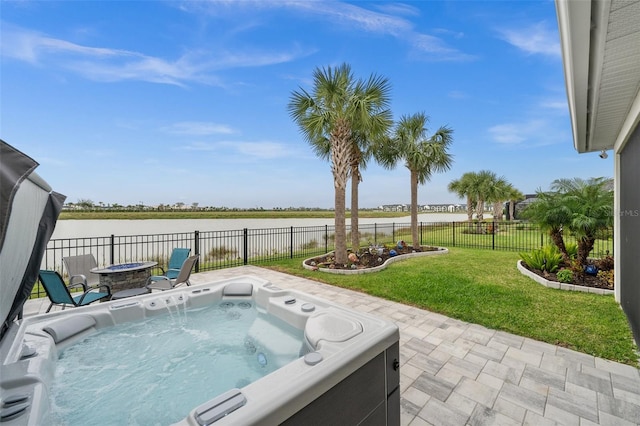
45, 213, 471, 271
51, 213, 470, 239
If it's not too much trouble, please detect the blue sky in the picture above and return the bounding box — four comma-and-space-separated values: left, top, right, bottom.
1, 1, 613, 209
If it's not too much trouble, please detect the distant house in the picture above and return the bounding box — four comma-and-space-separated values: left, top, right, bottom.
380, 204, 408, 212
508, 194, 537, 220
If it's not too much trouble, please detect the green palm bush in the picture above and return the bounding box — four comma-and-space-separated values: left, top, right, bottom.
519, 245, 563, 273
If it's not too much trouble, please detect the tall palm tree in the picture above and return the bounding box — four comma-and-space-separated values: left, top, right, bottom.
288, 63, 391, 265
448, 172, 478, 224
379, 112, 453, 249
486, 176, 509, 222
347, 78, 392, 251
474, 170, 501, 223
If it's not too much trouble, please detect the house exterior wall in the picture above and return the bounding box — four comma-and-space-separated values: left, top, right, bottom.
619, 123, 640, 345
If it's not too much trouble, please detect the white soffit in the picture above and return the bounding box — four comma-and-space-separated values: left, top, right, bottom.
557, 0, 640, 153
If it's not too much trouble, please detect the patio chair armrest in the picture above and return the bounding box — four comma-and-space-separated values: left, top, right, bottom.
76, 284, 111, 304
146, 276, 171, 290
98, 283, 111, 295
68, 274, 88, 291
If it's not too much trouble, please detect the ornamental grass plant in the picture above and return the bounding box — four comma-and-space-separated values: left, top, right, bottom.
265, 247, 639, 366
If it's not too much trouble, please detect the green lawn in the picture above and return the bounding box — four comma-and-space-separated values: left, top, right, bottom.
264, 247, 638, 366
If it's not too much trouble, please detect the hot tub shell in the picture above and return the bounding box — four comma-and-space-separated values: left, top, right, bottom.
0, 275, 400, 425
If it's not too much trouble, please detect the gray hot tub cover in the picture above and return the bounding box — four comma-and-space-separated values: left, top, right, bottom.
0, 140, 66, 341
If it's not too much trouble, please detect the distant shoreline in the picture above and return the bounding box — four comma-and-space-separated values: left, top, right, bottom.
58, 210, 417, 220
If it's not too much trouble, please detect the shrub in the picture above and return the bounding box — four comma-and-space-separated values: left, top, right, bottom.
565, 243, 578, 260
556, 269, 573, 283
519, 245, 562, 273
597, 269, 614, 288
596, 253, 614, 271
569, 259, 586, 282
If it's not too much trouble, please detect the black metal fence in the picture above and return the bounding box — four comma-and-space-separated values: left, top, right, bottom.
34, 220, 614, 299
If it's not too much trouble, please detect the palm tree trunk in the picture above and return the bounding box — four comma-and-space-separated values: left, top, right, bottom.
577, 236, 595, 266
493, 201, 502, 220
410, 170, 420, 249
509, 200, 515, 221
331, 123, 350, 265
466, 196, 473, 223
350, 171, 360, 251
334, 184, 347, 265
492, 201, 502, 232
550, 229, 570, 262
476, 199, 485, 233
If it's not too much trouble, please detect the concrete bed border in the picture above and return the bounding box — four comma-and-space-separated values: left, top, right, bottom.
303, 247, 449, 275
516, 260, 614, 295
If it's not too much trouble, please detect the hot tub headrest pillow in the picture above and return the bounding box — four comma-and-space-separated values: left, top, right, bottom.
223, 282, 253, 296
42, 315, 97, 344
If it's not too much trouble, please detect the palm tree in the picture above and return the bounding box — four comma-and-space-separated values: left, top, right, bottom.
346, 78, 392, 251
522, 177, 613, 264
379, 112, 453, 249
486, 176, 510, 222
448, 172, 478, 224
288, 63, 391, 264
506, 186, 525, 220
521, 189, 573, 261
551, 177, 613, 265
474, 170, 501, 223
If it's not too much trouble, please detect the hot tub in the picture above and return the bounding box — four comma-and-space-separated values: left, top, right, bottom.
0, 275, 400, 425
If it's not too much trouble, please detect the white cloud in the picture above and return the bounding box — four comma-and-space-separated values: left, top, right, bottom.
183, 1, 472, 62
497, 21, 560, 58
448, 90, 468, 99
539, 99, 568, 110
222, 141, 290, 159
488, 120, 546, 145
163, 122, 235, 136
183, 140, 291, 159
0, 23, 306, 86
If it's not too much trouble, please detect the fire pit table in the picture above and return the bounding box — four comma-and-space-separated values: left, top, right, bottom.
90, 261, 158, 293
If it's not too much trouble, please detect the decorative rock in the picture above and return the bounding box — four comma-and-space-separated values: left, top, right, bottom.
389, 249, 397, 256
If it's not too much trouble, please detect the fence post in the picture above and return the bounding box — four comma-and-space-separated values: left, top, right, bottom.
325, 225, 328, 253
243, 228, 248, 265
392, 223, 395, 243
452, 222, 455, 247
194, 231, 200, 272
290, 226, 294, 259
492, 221, 496, 250
110, 234, 115, 265
374, 223, 377, 245
420, 222, 423, 246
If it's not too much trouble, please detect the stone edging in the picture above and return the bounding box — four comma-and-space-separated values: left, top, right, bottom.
303, 247, 449, 275
516, 260, 614, 295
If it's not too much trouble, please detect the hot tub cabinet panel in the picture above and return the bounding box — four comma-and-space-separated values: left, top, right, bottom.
0, 275, 400, 426
280, 344, 400, 426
